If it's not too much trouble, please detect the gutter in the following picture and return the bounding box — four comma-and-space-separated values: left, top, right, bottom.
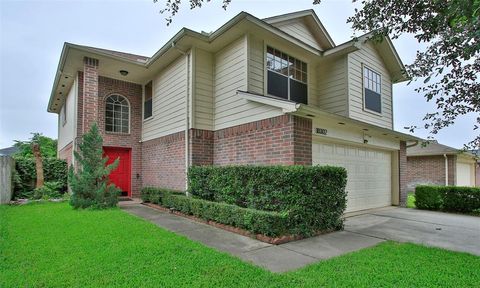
172, 42, 191, 194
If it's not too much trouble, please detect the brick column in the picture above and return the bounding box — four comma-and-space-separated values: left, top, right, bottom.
292, 115, 312, 165
399, 141, 407, 207
83, 57, 99, 133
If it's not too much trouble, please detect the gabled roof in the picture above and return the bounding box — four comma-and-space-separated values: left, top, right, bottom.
48, 10, 409, 112
263, 9, 335, 50
75, 45, 150, 63
407, 141, 475, 157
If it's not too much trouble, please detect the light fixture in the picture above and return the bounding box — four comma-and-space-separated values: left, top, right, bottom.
338, 122, 345, 125
119, 70, 129, 76
306, 114, 315, 117
363, 128, 369, 131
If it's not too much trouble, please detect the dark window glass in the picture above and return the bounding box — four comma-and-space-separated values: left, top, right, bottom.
144, 81, 153, 119
364, 67, 381, 113
289, 79, 308, 104
266, 46, 307, 104
267, 70, 288, 99
365, 89, 381, 113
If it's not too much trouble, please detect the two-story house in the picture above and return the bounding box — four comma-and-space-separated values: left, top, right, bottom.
48, 10, 420, 212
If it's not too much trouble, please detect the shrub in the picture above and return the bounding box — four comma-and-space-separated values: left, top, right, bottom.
415, 186, 443, 210
415, 185, 480, 213
143, 187, 290, 237
69, 123, 120, 209
33, 181, 63, 200
188, 165, 347, 235
442, 186, 480, 213
13, 157, 68, 199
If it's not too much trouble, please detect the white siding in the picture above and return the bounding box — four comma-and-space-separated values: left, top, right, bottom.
317, 57, 348, 116
348, 42, 393, 129
194, 48, 214, 130
248, 35, 264, 95
142, 55, 187, 141
214, 36, 283, 130
58, 78, 76, 151
274, 19, 322, 51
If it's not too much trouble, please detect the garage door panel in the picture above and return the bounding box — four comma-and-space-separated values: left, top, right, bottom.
313, 140, 392, 212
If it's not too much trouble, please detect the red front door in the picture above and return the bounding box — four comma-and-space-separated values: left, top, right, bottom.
104, 147, 131, 197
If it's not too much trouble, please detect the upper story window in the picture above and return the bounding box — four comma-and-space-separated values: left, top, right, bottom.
105, 95, 129, 133
60, 103, 67, 126
266, 46, 308, 104
363, 66, 382, 114
144, 81, 153, 120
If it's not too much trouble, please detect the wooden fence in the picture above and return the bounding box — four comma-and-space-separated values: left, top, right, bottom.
0, 155, 14, 204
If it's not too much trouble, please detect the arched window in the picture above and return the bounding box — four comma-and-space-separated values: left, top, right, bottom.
105, 95, 129, 133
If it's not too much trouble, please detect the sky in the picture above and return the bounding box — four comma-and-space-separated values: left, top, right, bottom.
0, 0, 477, 149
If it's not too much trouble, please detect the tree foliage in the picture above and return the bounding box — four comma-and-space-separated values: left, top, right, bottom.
13, 133, 57, 158
155, 0, 480, 148
69, 123, 120, 209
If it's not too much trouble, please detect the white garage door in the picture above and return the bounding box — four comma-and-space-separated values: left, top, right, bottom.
313, 140, 392, 212
456, 163, 473, 186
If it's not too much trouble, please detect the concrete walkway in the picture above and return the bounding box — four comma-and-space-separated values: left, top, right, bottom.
120, 202, 480, 272
120, 201, 382, 272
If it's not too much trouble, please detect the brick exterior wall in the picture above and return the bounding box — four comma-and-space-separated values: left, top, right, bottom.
97, 76, 143, 197
189, 129, 214, 166
142, 131, 186, 191
399, 141, 407, 207
75, 58, 143, 197
58, 142, 73, 167
407, 155, 456, 190
82, 57, 99, 133
213, 115, 312, 166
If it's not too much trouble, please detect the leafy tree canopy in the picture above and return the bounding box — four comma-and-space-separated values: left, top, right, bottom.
13, 133, 57, 158
155, 0, 480, 148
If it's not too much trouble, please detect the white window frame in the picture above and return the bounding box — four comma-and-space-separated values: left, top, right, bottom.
105, 94, 131, 134
264, 45, 308, 102
362, 64, 382, 115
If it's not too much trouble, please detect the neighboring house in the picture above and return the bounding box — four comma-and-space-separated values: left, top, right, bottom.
0, 146, 18, 156
407, 142, 477, 189
470, 149, 480, 187
47, 10, 421, 212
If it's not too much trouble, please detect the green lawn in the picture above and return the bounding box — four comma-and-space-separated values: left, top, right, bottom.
1, 203, 479, 287
407, 192, 416, 208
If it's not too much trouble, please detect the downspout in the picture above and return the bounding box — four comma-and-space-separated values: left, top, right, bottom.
172, 42, 191, 195
443, 154, 448, 186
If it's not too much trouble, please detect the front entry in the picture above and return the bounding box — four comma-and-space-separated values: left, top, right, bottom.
104, 147, 131, 197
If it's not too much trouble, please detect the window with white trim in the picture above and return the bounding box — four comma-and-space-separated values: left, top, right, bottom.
144, 81, 153, 119
266, 46, 308, 104
363, 66, 382, 113
105, 95, 129, 133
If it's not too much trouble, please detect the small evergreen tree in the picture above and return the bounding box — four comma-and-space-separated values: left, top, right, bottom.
69, 123, 120, 209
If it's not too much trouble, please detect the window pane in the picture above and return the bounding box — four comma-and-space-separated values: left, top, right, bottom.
365, 89, 381, 113
105, 95, 129, 133
267, 70, 288, 99
290, 79, 308, 104
144, 99, 152, 119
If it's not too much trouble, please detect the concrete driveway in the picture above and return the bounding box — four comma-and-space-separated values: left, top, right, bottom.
122, 202, 480, 272
344, 207, 480, 256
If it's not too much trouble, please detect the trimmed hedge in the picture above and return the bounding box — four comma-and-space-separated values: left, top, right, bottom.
142, 187, 290, 237
415, 185, 480, 213
13, 157, 68, 198
188, 165, 348, 235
